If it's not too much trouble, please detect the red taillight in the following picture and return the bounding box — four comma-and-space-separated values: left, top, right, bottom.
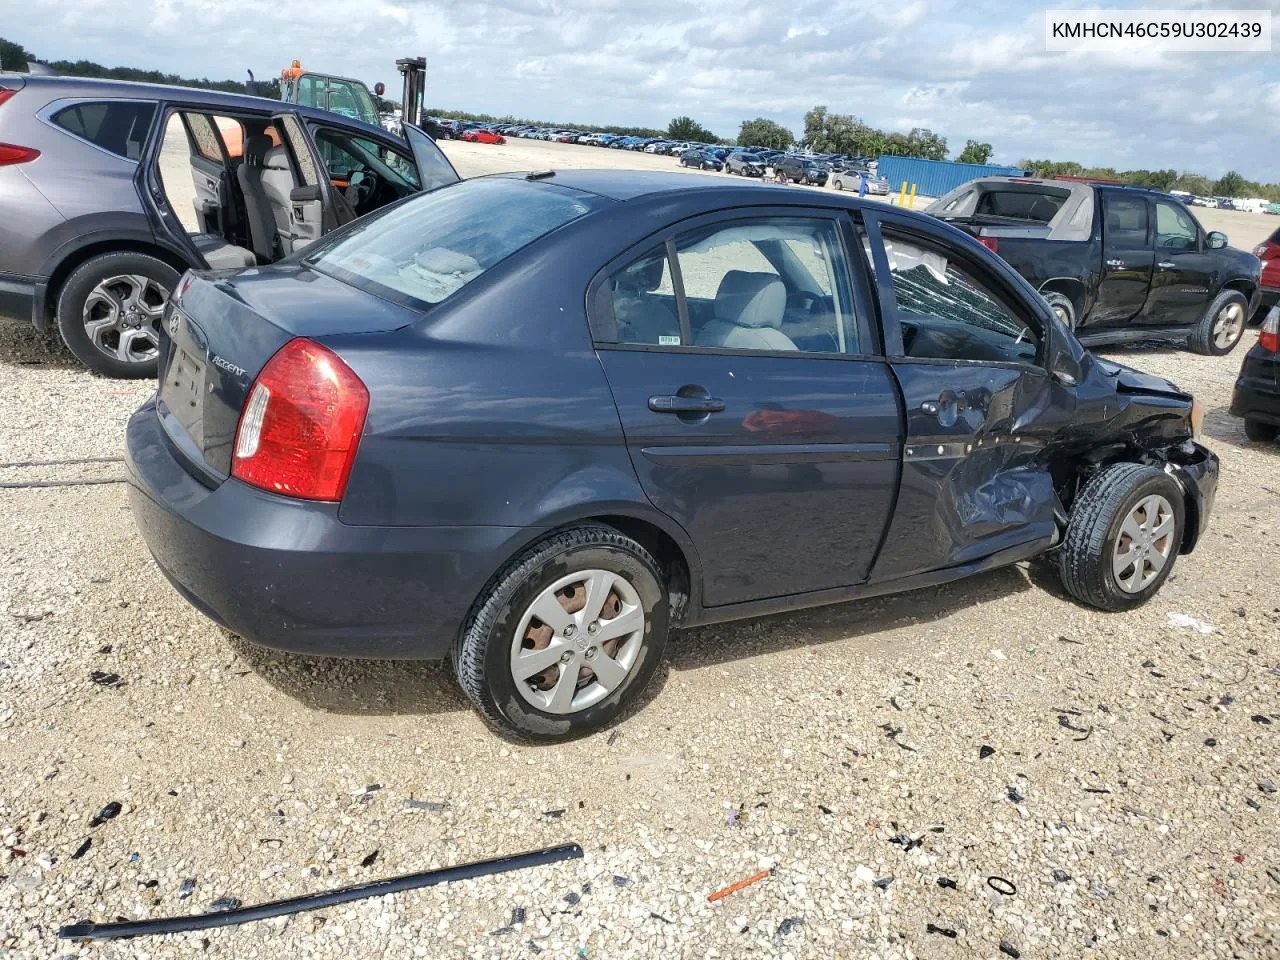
1260, 309, 1279, 353
1255, 242, 1277, 260
978, 236, 999, 253
231, 339, 369, 502
0, 142, 39, 166
0, 90, 16, 108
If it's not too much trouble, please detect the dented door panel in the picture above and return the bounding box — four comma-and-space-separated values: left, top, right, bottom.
872, 361, 1064, 581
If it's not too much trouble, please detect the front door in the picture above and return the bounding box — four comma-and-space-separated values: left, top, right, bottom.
591, 212, 900, 607
1142, 198, 1216, 327
1092, 190, 1155, 327
861, 212, 1064, 581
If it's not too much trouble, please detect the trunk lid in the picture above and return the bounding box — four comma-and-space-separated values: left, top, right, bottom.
157, 265, 410, 481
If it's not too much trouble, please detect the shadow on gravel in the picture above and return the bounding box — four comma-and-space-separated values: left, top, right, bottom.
665, 563, 1036, 672
226, 633, 472, 717
0, 320, 79, 369
226, 564, 1036, 722
1203, 404, 1280, 454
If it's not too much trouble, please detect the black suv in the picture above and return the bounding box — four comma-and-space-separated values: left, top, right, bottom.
774, 155, 828, 186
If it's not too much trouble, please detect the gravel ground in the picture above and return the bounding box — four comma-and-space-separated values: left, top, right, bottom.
1, 141, 1278, 960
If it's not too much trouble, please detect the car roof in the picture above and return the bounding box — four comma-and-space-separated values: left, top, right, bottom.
490, 169, 900, 213
16, 75, 391, 139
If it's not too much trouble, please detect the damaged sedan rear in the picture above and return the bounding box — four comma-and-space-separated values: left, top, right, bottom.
124, 171, 1218, 741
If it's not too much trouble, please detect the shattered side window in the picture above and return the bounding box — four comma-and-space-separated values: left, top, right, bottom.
876, 227, 1040, 366
279, 116, 320, 187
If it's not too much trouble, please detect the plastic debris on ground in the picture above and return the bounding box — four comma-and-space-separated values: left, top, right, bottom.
360, 850, 379, 868
707, 868, 770, 902
926, 923, 958, 938
89, 671, 121, 686
1167, 612, 1215, 633
88, 801, 122, 827
979, 745, 996, 759
70, 838, 91, 860
937, 876, 958, 889
772, 917, 804, 944
404, 798, 447, 812
208, 897, 242, 912
1000, 941, 1021, 958
178, 878, 196, 899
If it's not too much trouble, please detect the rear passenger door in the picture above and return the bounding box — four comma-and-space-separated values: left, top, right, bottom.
1094, 191, 1155, 326
590, 210, 901, 608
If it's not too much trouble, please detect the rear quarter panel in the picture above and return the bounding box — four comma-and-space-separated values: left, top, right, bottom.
333, 210, 648, 530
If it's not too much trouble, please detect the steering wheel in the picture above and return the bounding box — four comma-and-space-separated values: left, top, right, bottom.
346, 169, 380, 210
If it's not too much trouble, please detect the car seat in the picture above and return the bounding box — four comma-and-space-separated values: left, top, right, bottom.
236, 135, 280, 263
695, 271, 796, 350
613, 253, 679, 344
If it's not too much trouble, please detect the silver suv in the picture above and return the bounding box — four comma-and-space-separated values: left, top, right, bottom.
0, 74, 455, 377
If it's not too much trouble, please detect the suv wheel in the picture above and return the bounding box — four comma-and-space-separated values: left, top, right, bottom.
454, 525, 670, 742
1244, 419, 1278, 442
1189, 290, 1248, 356
56, 252, 179, 378
1057, 463, 1185, 611
1042, 291, 1077, 330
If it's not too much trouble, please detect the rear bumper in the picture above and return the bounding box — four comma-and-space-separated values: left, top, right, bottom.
125, 398, 519, 660
1230, 350, 1280, 425
1166, 441, 1218, 554
0, 272, 38, 326
1258, 285, 1280, 309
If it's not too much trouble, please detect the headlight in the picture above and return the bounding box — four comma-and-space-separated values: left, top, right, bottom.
1190, 396, 1204, 439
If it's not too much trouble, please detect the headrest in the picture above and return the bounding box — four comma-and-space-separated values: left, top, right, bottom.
243, 135, 272, 165
714, 270, 786, 329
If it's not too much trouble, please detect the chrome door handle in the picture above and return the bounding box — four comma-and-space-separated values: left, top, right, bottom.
920, 401, 939, 415
1106, 259, 1125, 268
1157, 260, 1175, 269
648, 395, 725, 414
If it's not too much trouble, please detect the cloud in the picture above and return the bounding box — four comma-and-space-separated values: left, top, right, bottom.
4, 0, 1275, 178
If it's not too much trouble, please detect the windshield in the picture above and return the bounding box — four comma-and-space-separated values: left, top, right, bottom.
305, 178, 606, 310
326, 79, 379, 126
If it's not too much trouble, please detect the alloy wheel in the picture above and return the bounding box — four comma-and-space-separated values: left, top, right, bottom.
509, 570, 645, 715
1212, 302, 1245, 350
1112, 494, 1176, 593
81, 274, 168, 364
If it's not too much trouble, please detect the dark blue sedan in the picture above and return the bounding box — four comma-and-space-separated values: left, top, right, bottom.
127, 170, 1219, 740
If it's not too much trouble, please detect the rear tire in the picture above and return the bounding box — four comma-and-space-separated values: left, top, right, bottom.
1057, 463, 1185, 611
1189, 290, 1248, 356
1042, 290, 1077, 330
453, 525, 670, 742
56, 252, 179, 379
1244, 419, 1279, 442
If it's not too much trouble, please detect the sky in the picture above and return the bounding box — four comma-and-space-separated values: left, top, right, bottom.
5, 0, 1278, 180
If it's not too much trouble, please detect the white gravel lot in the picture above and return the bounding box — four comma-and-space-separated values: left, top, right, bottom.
0, 137, 1278, 960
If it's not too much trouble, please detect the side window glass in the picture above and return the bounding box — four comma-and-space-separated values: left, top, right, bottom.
52, 101, 156, 160
876, 227, 1040, 366
184, 113, 222, 162
296, 76, 323, 109
279, 116, 319, 187
677, 218, 856, 354
604, 246, 682, 346
1103, 194, 1149, 244
1155, 201, 1197, 251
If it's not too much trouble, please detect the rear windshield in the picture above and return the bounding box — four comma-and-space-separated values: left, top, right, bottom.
975, 190, 1067, 222
305, 178, 605, 310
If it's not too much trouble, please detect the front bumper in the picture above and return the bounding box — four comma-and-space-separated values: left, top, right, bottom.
125, 398, 520, 660
1165, 440, 1219, 554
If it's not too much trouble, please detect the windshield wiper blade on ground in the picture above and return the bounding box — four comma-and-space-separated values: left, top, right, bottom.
59, 842, 583, 941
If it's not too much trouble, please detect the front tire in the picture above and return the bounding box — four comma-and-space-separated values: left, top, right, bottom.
56, 252, 179, 378
1244, 418, 1279, 442
1189, 290, 1248, 356
1057, 463, 1185, 611
454, 525, 670, 742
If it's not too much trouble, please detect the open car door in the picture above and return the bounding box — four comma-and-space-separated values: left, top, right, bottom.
402, 122, 461, 192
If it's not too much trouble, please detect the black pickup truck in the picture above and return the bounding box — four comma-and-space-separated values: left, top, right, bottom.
926, 178, 1262, 355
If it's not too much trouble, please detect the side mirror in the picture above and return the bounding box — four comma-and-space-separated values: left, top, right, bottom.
1049, 342, 1083, 386
290, 184, 322, 202
1207, 230, 1228, 250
